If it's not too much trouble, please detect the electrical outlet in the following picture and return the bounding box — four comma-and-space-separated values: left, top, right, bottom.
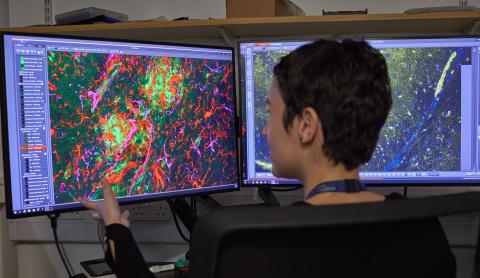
126, 201, 171, 221
59, 210, 84, 220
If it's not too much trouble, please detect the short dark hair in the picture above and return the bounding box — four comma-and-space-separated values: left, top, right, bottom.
273, 39, 392, 170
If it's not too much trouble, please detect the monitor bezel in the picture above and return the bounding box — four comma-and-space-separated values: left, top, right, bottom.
1, 31, 240, 219
237, 35, 480, 188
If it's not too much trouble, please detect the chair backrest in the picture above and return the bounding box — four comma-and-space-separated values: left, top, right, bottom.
188, 192, 480, 278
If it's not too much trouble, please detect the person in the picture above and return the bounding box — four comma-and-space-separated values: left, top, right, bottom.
265, 38, 392, 206
82, 38, 394, 277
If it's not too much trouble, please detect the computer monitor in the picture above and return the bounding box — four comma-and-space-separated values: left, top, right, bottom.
1, 33, 238, 219
240, 37, 480, 186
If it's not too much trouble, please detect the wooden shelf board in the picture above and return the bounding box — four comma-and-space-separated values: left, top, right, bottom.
1, 12, 479, 41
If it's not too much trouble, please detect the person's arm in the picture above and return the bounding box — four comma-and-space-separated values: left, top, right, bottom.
82, 180, 154, 278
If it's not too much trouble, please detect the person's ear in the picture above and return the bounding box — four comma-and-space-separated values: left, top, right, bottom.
296, 107, 321, 145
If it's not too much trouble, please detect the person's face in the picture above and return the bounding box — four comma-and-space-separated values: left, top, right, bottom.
263, 79, 299, 179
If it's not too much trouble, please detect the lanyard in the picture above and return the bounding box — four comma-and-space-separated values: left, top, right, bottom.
306, 179, 367, 200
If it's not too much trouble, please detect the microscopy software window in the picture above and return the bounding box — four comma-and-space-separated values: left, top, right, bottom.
240, 37, 480, 185
2, 34, 238, 217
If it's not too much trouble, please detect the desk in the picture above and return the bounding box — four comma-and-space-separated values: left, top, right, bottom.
82, 271, 177, 278
81, 261, 179, 278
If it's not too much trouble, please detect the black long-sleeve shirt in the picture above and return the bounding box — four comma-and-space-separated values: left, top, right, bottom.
104, 192, 406, 278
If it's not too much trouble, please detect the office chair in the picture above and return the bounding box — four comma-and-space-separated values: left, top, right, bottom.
187, 192, 480, 278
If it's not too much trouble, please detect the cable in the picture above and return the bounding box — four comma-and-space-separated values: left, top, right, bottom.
59, 242, 74, 274
97, 221, 106, 253
167, 201, 190, 243
190, 197, 194, 212
47, 214, 73, 278
191, 196, 197, 213
271, 185, 303, 192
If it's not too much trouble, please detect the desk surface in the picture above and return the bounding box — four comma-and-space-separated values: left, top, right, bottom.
81, 261, 179, 278
82, 270, 178, 278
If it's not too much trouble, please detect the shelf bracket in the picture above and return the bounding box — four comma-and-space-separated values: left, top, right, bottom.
218, 27, 235, 47
44, 0, 53, 25
462, 19, 480, 35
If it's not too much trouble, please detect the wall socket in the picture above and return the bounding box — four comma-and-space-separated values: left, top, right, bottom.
124, 201, 172, 222
56, 201, 172, 222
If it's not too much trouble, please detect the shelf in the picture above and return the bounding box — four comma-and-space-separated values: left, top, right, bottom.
1, 12, 480, 43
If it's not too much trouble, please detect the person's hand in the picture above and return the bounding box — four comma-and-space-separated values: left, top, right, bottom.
81, 180, 130, 228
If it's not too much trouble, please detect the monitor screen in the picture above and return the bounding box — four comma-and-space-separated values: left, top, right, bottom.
1, 33, 238, 218
240, 37, 480, 186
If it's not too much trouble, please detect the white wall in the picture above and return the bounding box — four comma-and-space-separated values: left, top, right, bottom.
0, 2, 13, 278
294, 0, 480, 14
0, 205, 18, 278
8, 0, 226, 27
3, 1, 480, 278
0, 0, 8, 28
7, 0, 480, 27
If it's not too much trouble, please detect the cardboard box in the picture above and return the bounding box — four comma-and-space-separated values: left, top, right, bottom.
226, 0, 302, 18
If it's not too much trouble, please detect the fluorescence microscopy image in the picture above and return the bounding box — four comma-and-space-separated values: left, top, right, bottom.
250, 46, 469, 173
48, 51, 236, 204
252, 50, 289, 172
364, 47, 468, 172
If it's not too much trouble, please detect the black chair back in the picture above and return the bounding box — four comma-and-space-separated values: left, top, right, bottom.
188, 192, 480, 278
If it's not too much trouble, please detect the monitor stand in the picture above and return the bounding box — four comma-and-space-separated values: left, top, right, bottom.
167, 189, 281, 241
199, 195, 222, 209
167, 189, 281, 232
168, 195, 223, 231
167, 198, 199, 233
167, 190, 280, 259
258, 187, 280, 206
